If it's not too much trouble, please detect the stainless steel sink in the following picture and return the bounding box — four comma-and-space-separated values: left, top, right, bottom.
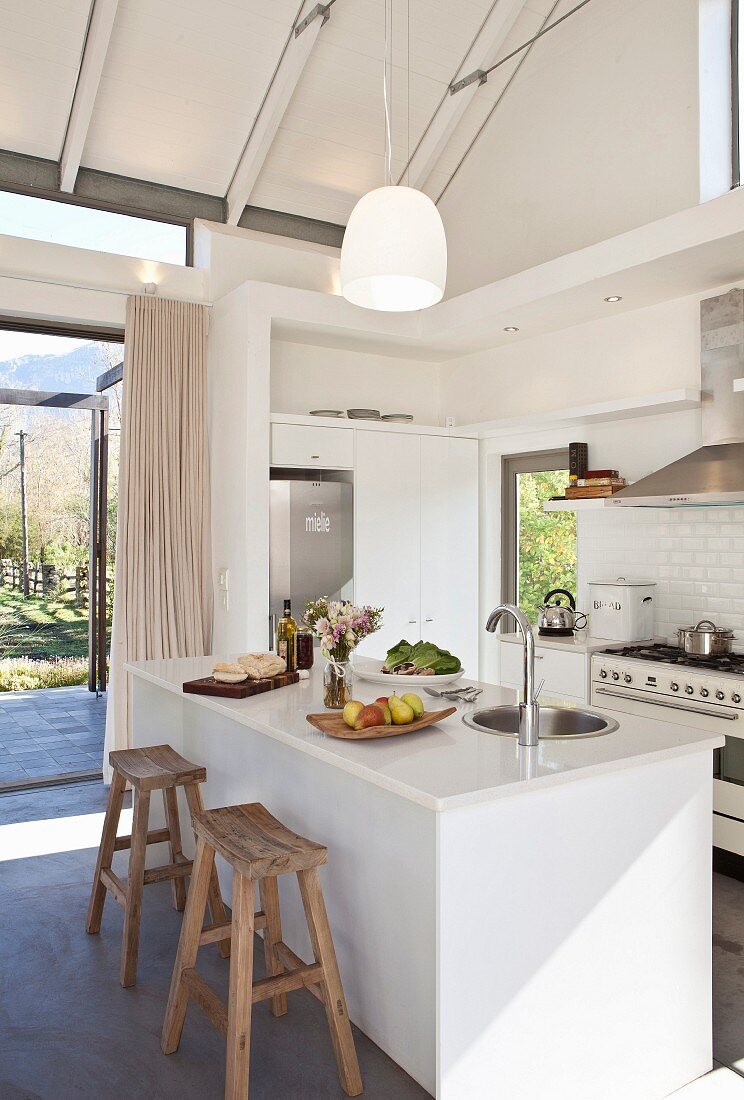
463, 705, 618, 739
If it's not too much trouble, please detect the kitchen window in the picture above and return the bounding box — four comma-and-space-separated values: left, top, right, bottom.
501, 449, 577, 625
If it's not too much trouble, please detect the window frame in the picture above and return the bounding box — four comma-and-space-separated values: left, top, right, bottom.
0, 183, 193, 266
500, 448, 572, 624
733, 0, 741, 189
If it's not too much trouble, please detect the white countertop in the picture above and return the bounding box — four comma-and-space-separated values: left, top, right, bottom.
499, 631, 651, 653
125, 656, 722, 812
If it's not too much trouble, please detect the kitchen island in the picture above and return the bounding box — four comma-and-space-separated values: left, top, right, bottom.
126, 655, 722, 1100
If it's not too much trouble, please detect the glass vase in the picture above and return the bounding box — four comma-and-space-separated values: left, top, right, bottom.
323, 659, 354, 710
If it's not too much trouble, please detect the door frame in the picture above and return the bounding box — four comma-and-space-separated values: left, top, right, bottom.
0, 387, 109, 692
500, 448, 571, 615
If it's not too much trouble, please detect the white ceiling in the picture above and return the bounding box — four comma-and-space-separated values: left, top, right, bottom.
0, 0, 562, 224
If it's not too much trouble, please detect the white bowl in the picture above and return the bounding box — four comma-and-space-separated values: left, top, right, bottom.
353, 654, 465, 689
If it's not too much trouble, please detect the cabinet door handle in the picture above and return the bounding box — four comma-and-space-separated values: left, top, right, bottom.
424, 618, 434, 622
310, 454, 320, 459
408, 619, 417, 624
534, 655, 544, 660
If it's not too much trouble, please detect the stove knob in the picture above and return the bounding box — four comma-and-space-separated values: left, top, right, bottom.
700, 687, 709, 698
734, 693, 742, 704
716, 690, 725, 701
671, 682, 679, 692
612, 671, 620, 681
685, 685, 694, 695
599, 669, 607, 679
624, 673, 632, 684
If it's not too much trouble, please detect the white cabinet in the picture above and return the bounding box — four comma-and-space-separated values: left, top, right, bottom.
355, 432, 422, 659
499, 639, 588, 702
355, 431, 478, 672
420, 436, 478, 675
271, 423, 354, 469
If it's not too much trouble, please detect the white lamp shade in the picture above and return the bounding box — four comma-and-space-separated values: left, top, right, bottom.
340, 185, 447, 312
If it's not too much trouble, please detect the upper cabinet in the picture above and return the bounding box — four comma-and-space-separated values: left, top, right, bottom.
271, 423, 354, 469
354, 431, 478, 673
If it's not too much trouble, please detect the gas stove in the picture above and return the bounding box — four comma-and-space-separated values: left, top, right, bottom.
598, 642, 744, 676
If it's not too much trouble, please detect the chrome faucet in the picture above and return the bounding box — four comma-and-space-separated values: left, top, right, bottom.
486, 604, 540, 747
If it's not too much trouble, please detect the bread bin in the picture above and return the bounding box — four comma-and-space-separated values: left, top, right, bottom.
588, 577, 655, 642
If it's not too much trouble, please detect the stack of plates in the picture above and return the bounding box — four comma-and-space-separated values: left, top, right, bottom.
382, 413, 414, 423
309, 410, 345, 417
347, 409, 381, 420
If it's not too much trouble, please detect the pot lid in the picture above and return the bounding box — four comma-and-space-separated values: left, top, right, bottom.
679, 620, 734, 636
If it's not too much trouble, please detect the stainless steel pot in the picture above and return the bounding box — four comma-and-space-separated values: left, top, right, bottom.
537, 589, 587, 636
676, 619, 734, 657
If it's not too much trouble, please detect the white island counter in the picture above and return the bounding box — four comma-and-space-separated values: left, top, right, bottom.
126, 655, 722, 1100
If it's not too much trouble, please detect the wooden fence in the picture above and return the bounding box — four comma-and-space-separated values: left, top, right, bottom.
0, 560, 114, 607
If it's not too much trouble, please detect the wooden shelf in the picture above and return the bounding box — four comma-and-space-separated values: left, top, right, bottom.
462, 388, 700, 438
544, 499, 610, 512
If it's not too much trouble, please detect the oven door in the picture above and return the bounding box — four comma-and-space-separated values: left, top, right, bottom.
714, 739, 744, 856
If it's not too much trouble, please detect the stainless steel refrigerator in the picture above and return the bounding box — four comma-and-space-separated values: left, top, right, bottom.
269, 469, 353, 643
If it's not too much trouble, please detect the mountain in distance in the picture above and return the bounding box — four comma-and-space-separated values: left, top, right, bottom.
0, 342, 122, 394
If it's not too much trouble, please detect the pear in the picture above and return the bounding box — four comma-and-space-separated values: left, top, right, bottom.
390, 697, 415, 725
354, 704, 386, 730
401, 692, 424, 718
342, 700, 365, 729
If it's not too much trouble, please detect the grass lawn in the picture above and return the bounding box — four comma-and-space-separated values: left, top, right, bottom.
0, 588, 110, 659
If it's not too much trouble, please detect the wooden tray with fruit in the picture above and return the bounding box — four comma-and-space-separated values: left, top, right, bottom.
306, 692, 456, 741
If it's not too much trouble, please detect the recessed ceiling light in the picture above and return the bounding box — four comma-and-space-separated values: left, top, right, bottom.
503, 326, 519, 333
604, 295, 622, 303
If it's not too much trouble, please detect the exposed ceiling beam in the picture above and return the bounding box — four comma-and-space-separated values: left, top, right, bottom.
226, 2, 331, 225
60, 0, 120, 193
402, 0, 530, 190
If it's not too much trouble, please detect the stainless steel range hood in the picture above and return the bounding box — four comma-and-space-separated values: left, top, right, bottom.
609, 289, 744, 508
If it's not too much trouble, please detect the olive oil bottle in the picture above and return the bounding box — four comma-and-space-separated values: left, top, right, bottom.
276, 598, 297, 671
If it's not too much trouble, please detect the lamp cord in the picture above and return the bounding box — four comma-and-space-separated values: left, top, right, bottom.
383, 0, 393, 186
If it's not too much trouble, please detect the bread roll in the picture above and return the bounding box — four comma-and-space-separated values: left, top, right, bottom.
236, 652, 287, 679
213, 662, 248, 684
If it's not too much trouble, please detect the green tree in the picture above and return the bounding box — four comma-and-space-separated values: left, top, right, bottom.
517, 470, 577, 623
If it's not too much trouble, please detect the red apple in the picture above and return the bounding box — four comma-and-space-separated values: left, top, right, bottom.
354, 704, 385, 730
375, 696, 389, 705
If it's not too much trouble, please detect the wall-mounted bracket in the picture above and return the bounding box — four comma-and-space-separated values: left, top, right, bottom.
450, 69, 488, 95
295, 3, 331, 38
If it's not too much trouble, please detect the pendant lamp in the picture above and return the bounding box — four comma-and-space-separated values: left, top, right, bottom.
340, 1, 447, 312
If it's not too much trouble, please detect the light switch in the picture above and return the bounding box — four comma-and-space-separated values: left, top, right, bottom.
217, 567, 229, 591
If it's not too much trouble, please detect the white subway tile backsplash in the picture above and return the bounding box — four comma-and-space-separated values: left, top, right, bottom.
578, 507, 744, 641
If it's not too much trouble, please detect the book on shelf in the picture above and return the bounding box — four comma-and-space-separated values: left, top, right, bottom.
583, 469, 619, 479
565, 485, 624, 499
576, 477, 626, 487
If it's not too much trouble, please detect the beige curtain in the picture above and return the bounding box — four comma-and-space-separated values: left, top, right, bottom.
104, 295, 212, 778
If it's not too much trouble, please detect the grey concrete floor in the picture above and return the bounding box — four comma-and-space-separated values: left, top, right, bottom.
0, 686, 105, 787
0, 781, 429, 1099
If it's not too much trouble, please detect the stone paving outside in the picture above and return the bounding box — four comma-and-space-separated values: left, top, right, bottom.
0, 686, 106, 786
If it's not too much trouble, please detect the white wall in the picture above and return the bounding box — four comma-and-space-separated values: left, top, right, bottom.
441, 287, 726, 428
271, 340, 443, 424
208, 283, 271, 655
439, 0, 701, 296
579, 505, 744, 647
194, 220, 339, 302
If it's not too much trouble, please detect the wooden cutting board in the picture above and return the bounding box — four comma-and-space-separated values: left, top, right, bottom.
306, 707, 456, 740
183, 671, 300, 699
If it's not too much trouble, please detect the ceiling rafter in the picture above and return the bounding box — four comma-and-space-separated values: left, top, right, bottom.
399, 0, 531, 191
60, 0, 120, 194
225, 1, 333, 226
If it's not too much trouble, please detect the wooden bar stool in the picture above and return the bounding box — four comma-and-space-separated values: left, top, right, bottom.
86, 743, 230, 988
161, 802, 363, 1099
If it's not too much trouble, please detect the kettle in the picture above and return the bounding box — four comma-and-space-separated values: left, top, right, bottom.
537, 589, 587, 636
